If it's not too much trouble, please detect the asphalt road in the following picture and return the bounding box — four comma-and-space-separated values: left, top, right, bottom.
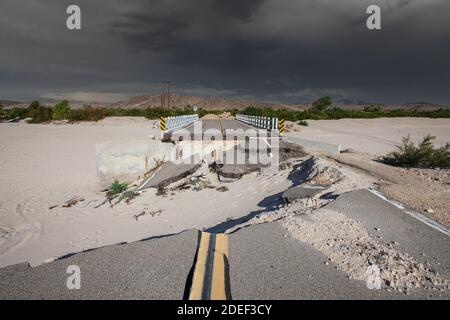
190, 119, 254, 132
0, 230, 198, 299
0, 190, 449, 299
229, 191, 450, 299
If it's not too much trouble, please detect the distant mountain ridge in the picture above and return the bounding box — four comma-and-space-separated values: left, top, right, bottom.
1, 94, 447, 111
108, 94, 302, 110
0, 100, 23, 107
109, 95, 448, 110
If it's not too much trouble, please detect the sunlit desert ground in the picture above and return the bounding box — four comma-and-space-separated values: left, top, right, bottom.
0, 117, 449, 268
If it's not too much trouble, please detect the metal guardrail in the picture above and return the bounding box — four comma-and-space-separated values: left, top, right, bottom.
160, 114, 199, 132
235, 114, 279, 132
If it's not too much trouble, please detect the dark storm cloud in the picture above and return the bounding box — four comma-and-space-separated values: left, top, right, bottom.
1, 0, 450, 104
211, 0, 266, 20
107, 0, 450, 103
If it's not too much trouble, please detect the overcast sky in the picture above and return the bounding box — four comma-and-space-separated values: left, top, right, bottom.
0, 0, 449, 104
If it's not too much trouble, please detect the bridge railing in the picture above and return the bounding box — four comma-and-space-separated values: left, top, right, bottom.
160, 114, 199, 132
235, 114, 279, 132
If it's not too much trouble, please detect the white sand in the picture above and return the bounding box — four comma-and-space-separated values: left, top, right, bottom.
1, 116, 449, 268
0, 118, 294, 267
287, 117, 450, 155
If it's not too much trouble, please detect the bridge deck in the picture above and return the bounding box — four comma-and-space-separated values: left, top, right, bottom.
163, 119, 278, 141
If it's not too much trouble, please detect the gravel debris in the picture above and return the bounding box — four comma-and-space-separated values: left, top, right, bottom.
282, 208, 449, 294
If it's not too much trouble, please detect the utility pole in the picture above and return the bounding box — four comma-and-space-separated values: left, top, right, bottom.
162, 80, 172, 108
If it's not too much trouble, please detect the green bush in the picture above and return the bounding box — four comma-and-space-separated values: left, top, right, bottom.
52, 100, 71, 120
107, 180, 128, 198
69, 105, 110, 122
363, 105, 382, 112
27, 105, 52, 123
12, 107, 28, 119
382, 134, 450, 168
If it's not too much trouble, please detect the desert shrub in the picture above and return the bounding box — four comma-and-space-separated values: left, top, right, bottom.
107, 180, 128, 197
27, 104, 52, 123
69, 105, 110, 122
298, 120, 309, 126
382, 134, 450, 168
52, 100, 71, 120
116, 190, 138, 204
10, 107, 28, 119
0, 107, 27, 120
363, 105, 382, 112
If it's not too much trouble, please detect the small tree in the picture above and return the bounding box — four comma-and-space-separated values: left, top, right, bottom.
52, 100, 71, 120
311, 96, 332, 112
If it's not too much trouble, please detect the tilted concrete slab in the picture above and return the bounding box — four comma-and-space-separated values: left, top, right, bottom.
95, 138, 176, 188
282, 184, 329, 203
219, 163, 268, 179
138, 159, 201, 190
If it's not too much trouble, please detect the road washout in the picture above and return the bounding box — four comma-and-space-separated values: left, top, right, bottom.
330, 152, 450, 228
224, 155, 450, 294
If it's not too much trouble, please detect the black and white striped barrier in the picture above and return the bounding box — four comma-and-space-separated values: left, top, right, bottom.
159, 114, 199, 132
235, 114, 280, 133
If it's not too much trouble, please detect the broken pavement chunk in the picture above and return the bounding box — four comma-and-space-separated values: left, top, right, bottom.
138, 160, 201, 190
219, 163, 266, 179
282, 184, 328, 203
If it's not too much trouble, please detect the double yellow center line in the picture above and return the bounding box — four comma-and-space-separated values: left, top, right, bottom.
188, 232, 231, 300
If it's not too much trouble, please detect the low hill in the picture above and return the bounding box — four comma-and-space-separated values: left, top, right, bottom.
108, 94, 305, 110
0, 100, 23, 107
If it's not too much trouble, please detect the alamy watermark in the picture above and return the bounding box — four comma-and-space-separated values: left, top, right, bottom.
66, 265, 81, 289
367, 5, 382, 30
66, 5, 81, 30
165, 120, 280, 173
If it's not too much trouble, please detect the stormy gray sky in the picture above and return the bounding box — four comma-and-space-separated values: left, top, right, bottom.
0, 0, 449, 104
